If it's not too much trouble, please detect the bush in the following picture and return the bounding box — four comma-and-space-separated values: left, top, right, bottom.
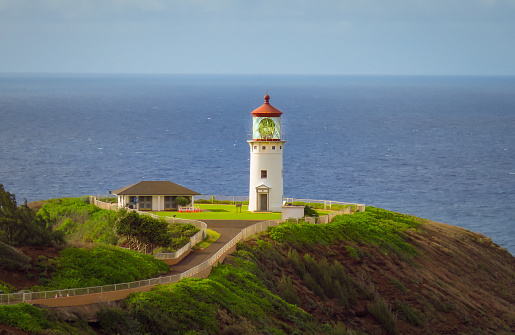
97, 308, 144, 335
367, 296, 399, 335
0, 303, 51, 332
395, 300, 425, 327
0, 242, 32, 271
38, 197, 119, 245
304, 205, 319, 217
175, 196, 191, 207
37, 246, 169, 289
0, 279, 16, 293
268, 207, 421, 258
277, 275, 301, 305
102, 264, 320, 334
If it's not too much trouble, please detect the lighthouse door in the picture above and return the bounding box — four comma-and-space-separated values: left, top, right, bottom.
259, 193, 268, 211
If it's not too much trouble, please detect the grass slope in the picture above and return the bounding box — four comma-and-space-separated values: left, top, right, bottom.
1, 207, 514, 335
36, 246, 169, 290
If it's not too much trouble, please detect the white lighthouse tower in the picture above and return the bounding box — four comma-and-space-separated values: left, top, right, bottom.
248, 94, 285, 212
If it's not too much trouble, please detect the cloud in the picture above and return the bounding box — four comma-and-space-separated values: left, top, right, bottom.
2, 0, 514, 23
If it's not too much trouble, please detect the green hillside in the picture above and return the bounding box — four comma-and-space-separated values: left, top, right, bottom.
1, 207, 514, 334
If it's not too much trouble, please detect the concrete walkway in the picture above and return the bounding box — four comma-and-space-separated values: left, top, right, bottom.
169, 220, 261, 274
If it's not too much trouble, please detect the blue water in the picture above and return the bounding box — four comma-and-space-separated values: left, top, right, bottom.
0, 74, 514, 254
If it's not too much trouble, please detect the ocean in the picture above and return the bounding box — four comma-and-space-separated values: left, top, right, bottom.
0, 74, 514, 254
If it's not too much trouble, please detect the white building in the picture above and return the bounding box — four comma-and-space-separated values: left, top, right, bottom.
111, 181, 200, 211
248, 95, 285, 212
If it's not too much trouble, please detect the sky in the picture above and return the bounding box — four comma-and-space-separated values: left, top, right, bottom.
1, 0, 514, 75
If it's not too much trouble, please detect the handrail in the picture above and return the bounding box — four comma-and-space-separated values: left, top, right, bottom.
1, 195, 362, 306
0, 219, 281, 306
90, 197, 208, 261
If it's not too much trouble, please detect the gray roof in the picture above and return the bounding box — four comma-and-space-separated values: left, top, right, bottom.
111, 181, 200, 196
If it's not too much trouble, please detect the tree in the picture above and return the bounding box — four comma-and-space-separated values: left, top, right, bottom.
0, 184, 22, 245
175, 196, 191, 207
116, 211, 171, 254
0, 184, 64, 246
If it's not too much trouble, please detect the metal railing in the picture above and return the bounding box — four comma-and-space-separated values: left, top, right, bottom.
195, 195, 249, 204
284, 198, 365, 212
0, 196, 364, 305
89, 197, 208, 261
0, 219, 281, 306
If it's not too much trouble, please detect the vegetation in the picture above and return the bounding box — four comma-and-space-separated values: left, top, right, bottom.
37, 196, 119, 245
0, 241, 31, 271
37, 198, 199, 253
116, 211, 171, 254
193, 229, 220, 250
0, 303, 94, 334
0, 280, 15, 294
154, 204, 282, 220
1, 205, 514, 335
269, 207, 421, 258
97, 264, 324, 334
0, 184, 64, 246
195, 196, 249, 205
290, 201, 351, 211
174, 196, 191, 207
116, 211, 199, 253
303, 205, 319, 217
367, 296, 399, 335
0, 303, 52, 333
36, 246, 169, 290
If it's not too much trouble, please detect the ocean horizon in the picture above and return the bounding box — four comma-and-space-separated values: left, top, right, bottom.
0, 74, 513, 254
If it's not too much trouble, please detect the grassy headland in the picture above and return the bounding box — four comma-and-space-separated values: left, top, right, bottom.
1, 206, 514, 334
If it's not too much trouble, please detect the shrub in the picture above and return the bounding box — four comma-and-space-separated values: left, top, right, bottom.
38, 246, 169, 289
268, 207, 421, 259
389, 279, 408, 293
304, 205, 319, 217
277, 275, 301, 306
175, 196, 191, 207
0, 280, 16, 293
287, 249, 306, 276
0, 242, 32, 271
303, 272, 326, 300
97, 308, 144, 335
115, 265, 318, 334
38, 197, 119, 245
0, 303, 51, 332
346, 246, 362, 260
367, 296, 399, 335
395, 300, 425, 327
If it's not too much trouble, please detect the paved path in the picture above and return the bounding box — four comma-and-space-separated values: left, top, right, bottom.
169, 220, 261, 274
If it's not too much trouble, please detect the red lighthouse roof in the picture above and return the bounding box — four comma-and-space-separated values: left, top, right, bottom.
251, 95, 283, 117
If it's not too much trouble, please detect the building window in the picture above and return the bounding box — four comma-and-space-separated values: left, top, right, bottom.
272, 146, 276, 150
280, 146, 282, 149
262, 146, 266, 150
261, 170, 267, 178
254, 146, 257, 149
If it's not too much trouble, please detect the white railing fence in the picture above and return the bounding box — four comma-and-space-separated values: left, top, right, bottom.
0, 219, 281, 305
284, 198, 365, 212
0, 195, 365, 305
195, 195, 249, 204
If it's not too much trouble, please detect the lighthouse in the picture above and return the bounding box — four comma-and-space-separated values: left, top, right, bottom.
248, 95, 285, 212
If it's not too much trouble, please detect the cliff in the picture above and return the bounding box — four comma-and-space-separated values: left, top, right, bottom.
0, 208, 514, 334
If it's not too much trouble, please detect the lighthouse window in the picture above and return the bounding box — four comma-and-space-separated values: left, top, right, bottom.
261, 170, 267, 179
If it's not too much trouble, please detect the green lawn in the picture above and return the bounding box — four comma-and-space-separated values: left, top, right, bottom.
152, 204, 282, 221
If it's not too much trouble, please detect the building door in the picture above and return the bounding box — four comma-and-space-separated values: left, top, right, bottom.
259, 193, 268, 211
